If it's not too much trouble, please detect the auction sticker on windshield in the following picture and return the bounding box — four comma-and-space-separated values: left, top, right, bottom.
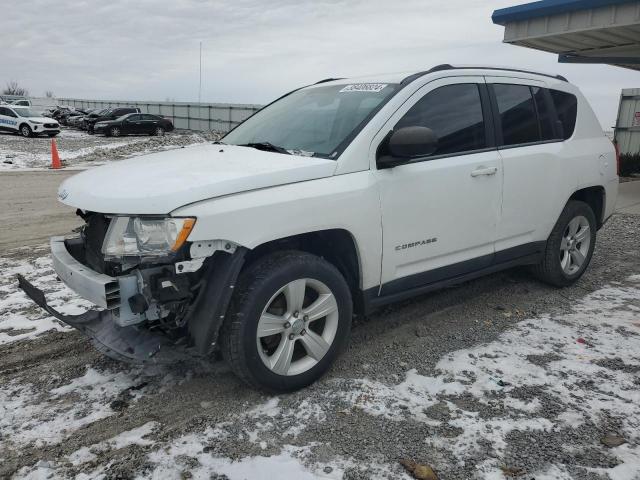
340, 83, 387, 93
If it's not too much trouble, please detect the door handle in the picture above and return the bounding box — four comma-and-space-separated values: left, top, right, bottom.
471, 166, 498, 177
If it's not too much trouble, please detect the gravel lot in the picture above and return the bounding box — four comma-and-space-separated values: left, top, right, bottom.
0, 128, 221, 170
1, 210, 639, 479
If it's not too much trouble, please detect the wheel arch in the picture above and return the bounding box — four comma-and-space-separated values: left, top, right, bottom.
568, 186, 605, 229
243, 229, 365, 314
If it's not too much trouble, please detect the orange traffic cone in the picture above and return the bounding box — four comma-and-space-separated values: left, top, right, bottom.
51, 138, 62, 169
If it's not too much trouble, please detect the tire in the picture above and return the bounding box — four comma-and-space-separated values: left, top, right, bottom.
109, 127, 121, 137
220, 251, 352, 392
153, 126, 165, 136
20, 124, 32, 138
47, 133, 58, 137
532, 200, 597, 287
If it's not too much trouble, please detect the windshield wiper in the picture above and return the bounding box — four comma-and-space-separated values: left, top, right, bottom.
239, 142, 290, 155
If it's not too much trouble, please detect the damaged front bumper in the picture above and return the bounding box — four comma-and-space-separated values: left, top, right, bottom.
17, 274, 192, 364
17, 236, 247, 364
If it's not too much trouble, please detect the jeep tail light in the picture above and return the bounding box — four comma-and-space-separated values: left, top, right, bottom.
613, 141, 620, 176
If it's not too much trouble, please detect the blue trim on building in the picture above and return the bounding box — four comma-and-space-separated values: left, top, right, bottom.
492, 0, 637, 25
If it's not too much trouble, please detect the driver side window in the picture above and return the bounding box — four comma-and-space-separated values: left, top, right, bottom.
395, 84, 487, 157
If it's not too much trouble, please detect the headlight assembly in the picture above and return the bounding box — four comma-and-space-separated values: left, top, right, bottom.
102, 216, 196, 259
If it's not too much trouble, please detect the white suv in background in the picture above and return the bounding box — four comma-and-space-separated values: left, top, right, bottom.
19, 65, 618, 392
0, 105, 60, 137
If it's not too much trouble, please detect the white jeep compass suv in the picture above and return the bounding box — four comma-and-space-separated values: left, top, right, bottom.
19, 65, 618, 392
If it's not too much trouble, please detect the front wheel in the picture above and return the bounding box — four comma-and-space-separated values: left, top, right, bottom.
221, 251, 352, 392
532, 200, 597, 287
109, 127, 121, 137
153, 126, 165, 136
20, 125, 32, 137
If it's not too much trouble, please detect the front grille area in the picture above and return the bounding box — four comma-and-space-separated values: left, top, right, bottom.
44, 123, 58, 128
105, 281, 121, 309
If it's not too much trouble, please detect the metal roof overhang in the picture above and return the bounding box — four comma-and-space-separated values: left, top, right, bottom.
492, 0, 640, 71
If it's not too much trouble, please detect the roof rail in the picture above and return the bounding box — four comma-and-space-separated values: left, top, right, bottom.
401, 64, 568, 84
314, 78, 344, 84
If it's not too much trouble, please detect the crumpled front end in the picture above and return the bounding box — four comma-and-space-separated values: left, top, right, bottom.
18, 212, 246, 364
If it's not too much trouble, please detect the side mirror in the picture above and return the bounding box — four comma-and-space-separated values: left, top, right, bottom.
377, 126, 438, 169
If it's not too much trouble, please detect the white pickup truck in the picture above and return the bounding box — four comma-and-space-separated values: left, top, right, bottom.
19, 65, 618, 392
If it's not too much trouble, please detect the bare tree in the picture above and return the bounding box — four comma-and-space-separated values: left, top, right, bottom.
45, 90, 54, 98
3, 80, 29, 96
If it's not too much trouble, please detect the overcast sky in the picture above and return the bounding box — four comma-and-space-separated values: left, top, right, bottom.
3, 0, 638, 128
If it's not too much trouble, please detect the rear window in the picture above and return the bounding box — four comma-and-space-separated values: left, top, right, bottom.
550, 90, 578, 140
531, 87, 555, 141
493, 84, 539, 146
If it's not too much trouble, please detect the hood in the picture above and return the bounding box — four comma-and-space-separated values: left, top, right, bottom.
58, 143, 337, 214
27, 116, 55, 123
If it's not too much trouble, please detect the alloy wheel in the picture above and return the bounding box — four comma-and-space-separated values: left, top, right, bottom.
256, 278, 339, 376
560, 215, 590, 275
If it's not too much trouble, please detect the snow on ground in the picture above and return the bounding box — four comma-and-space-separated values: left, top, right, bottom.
332, 281, 640, 479
0, 128, 220, 170
0, 248, 92, 344
2, 243, 640, 478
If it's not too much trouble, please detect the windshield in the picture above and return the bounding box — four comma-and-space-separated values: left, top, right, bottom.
14, 108, 40, 117
223, 83, 400, 158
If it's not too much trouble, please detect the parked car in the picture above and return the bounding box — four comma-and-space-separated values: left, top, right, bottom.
79, 108, 107, 130
18, 65, 618, 392
94, 113, 174, 137
66, 113, 86, 128
10, 99, 31, 107
86, 107, 141, 133
51, 106, 77, 121
0, 105, 60, 137
59, 108, 89, 126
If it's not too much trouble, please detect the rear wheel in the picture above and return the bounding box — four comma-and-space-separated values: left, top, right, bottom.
20, 124, 32, 137
532, 200, 596, 287
221, 251, 352, 392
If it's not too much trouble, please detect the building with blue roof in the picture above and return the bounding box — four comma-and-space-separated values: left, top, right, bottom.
492, 0, 640, 70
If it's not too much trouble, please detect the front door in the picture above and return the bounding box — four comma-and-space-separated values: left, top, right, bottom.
123, 114, 143, 135
0, 107, 19, 133
376, 77, 502, 295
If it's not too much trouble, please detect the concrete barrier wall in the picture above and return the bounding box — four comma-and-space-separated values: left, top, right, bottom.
55, 98, 263, 132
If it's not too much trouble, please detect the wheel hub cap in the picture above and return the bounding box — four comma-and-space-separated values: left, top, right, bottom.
290, 318, 304, 335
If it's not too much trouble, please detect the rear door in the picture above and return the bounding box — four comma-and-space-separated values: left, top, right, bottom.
140, 114, 158, 134
123, 114, 143, 134
376, 77, 502, 295
487, 77, 570, 255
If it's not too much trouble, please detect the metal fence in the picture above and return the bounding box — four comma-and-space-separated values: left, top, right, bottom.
615, 88, 640, 156
56, 98, 262, 133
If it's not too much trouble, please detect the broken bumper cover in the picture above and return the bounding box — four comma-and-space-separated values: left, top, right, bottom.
16, 238, 195, 365
17, 274, 193, 364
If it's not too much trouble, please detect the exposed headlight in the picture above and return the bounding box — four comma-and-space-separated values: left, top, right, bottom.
102, 216, 196, 259
30, 120, 43, 125
95, 122, 107, 126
